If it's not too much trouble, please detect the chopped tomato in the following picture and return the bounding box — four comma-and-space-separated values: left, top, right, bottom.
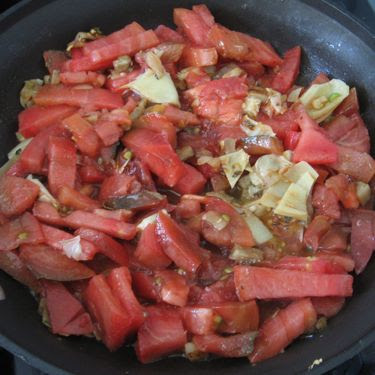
173, 8, 211, 47
47, 136, 77, 196
32, 201, 66, 227
325, 174, 359, 209
0, 176, 39, 217
76, 228, 130, 266
314, 166, 330, 185
192, 4, 215, 27
84, 274, 131, 350
334, 87, 359, 117
181, 46, 218, 67
41, 280, 93, 335
99, 174, 140, 202
238, 60, 265, 77
60, 71, 106, 87
156, 211, 202, 273
283, 130, 301, 150
93, 120, 123, 146
41, 224, 98, 260
316, 251, 355, 273
19, 244, 95, 281
236, 32, 283, 67
304, 215, 331, 251
0, 251, 40, 292
122, 128, 185, 187
136, 305, 187, 363
318, 227, 348, 253
64, 211, 137, 240
184, 67, 211, 88
154, 25, 185, 43
208, 24, 248, 61
202, 197, 255, 248
18, 105, 77, 138
312, 185, 341, 220
132, 271, 160, 302
154, 270, 190, 307
193, 332, 257, 358
250, 299, 317, 363
175, 197, 201, 219
311, 296, 345, 318
330, 146, 375, 183
271, 46, 301, 93
257, 110, 299, 140
182, 306, 216, 335
234, 266, 353, 300
79, 163, 106, 184
173, 163, 207, 195
134, 223, 172, 270
324, 114, 356, 142
309, 72, 330, 86
43, 50, 68, 73
57, 185, 100, 211
0, 212, 44, 251
105, 69, 142, 93
107, 267, 145, 332
93, 208, 133, 222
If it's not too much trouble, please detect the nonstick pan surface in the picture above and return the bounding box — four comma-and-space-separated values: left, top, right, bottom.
0, 1, 374, 374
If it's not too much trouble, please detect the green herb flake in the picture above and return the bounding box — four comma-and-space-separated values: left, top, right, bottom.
328, 92, 341, 102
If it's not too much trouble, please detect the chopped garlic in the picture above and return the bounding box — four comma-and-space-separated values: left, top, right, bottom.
356, 181, 371, 206
243, 212, 273, 244
137, 212, 159, 231
241, 116, 275, 137
176, 146, 194, 161
243, 95, 263, 118
256, 180, 291, 208
219, 149, 249, 188
126, 69, 180, 106
197, 155, 221, 169
299, 79, 349, 122
20, 79, 43, 108
263, 88, 287, 116
254, 154, 292, 187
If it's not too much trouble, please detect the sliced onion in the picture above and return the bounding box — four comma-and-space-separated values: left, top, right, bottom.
202, 210, 230, 231
0, 284, 5, 301
58, 236, 83, 260
26, 175, 59, 207
229, 245, 264, 264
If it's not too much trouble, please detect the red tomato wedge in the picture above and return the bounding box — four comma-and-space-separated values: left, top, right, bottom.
0, 176, 39, 217
64, 211, 137, 240
136, 305, 187, 363
134, 223, 172, 270
234, 266, 353, 300
19, 244, 95, 281
63, 30, 159, 72
334, 87, 359, 117
99, 174, 140, 202
271, 46, 301, 93
162, 105, 199, 127
325, 174, 359, 209
350, 209, 375, 274
122, 128, 185, 187
43, 50, 68, 73
59, 71, 106, 87
193, 332, 257, 358
311, 296, 345, 318
47, 136, 77, 196
304, 215, 331, 251
182, 307, 216, 335
0, 251, 41, 292
63, 113, 102, 157
208, 24, 249, 61
0, 212, 44, 251
35, 85, 124, 110
18, 105, 77, 138
173, 163, 207, 195
32, 201, 66, 227
156, 211, 202, 273
82, 22, 145, 55
192, 4, 215, 27
181, 46, 218, 67
93, 120, 123, 146
41, 280, 93, 335
107, 267, 145, 333
173, 8, 211, 47
154, 25, 185, 43
324, 114, 357, 141
84, 274, 131, 351
57, 185, 100, 211
250, 299, 317, 363
41, 224, 98, 260
312, 185, 341, 220
75, 228, 129, 266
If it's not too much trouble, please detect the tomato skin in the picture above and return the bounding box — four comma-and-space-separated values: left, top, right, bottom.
312, 185, 341, 220
208, 24, 248, 61
41, 280, 93, 335
311, 296, 345, 318
64, 210, 137, 240
0, 251, 41, 292
107, 267, 145, 333
181, 46, 218, 67
0, 212, 44, 251
57, 186, 100, 211
173, 163, 207, 195
47, 136, 77, 196
41, 224, 98, 261
271, 46, 301, 93
84, 274, 131, 351
122, 128, 185, 187
19, 244, 95, 281
304, 215, 331, 251
156, 211, 202, 273
0, 176, 39, 217
182, 307, 216, 335
193, 332, 257, 358
18, 105, 77, 138
234, 266, 353, 300
154, 25, 185, 43
135, 305, 187, 363
250, 298, 317, 363
134, 223, 172, 270
76, 228, 130, 266
155, 270, 190, 307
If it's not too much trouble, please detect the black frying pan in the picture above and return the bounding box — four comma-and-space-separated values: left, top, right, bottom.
0, 1, 374, 374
